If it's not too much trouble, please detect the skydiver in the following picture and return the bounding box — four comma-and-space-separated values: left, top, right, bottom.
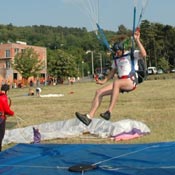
75, 29, 146, 126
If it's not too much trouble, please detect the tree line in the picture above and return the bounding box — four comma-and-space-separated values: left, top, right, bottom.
1, 20, 175, 81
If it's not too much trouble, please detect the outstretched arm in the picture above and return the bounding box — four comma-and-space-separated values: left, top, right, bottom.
134, 29, 147, 58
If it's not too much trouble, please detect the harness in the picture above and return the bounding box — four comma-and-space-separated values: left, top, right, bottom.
113, 52, 138, 93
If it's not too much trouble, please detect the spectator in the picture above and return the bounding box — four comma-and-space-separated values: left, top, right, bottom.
36, 87, 42, 97
0, 84, 14, 151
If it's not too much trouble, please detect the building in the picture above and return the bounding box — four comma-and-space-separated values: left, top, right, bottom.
0, 41, 47, 87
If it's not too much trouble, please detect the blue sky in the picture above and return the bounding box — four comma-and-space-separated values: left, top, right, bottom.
0, 0, 174, 31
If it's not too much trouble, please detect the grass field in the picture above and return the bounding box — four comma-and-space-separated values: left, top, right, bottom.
3, 76, 175, 150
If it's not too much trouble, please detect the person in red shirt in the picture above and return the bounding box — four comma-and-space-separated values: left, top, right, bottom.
0, 84, 14, 151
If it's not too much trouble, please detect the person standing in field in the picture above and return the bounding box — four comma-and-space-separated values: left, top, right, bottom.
75, 29, 146, 126
36, 87, 42, 97
0, 84, 14, 151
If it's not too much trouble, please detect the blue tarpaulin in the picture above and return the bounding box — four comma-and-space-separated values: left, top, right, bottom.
0, 142, 175, 175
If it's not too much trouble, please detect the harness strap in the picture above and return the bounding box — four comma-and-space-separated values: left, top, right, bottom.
113, 53, 131, 60
113, 53, 131, 68
119, 75, 130, 79
119, 74, 137, 93
120, 85, 136, 93
118, 73, 137, 82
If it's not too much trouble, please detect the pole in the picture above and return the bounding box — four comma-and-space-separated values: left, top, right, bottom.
99, 53, 102, 74
44, 49, 47, 86
91, 51, 94, 76
86, 50, 94, 77
82, 61, 84, 78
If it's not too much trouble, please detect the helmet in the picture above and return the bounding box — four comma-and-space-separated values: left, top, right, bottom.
112, 42, 124, 52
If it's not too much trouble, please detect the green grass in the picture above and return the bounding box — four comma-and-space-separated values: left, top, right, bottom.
3, 77, 175, 150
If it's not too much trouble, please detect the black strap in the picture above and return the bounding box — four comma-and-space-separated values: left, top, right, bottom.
113, 53, 131, 60
130, 47, 135, 73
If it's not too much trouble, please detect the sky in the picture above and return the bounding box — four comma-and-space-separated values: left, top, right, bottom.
0, 0, 175, 32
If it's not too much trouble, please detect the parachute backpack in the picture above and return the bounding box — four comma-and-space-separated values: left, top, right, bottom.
130, 52, 147, 84
137, 58, 147, 83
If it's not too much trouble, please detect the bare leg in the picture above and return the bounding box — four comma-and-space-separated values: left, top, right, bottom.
75, 79, 135, 125
88, 83, 113, 118
108, 79, 134, 112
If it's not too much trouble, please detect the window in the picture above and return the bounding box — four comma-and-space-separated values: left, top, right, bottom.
5, 49, 10, 57
21, 49, 25, 53
14, 48, 19, 54
6, 60, 10, 69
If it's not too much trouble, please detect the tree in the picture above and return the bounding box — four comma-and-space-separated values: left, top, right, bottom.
2, 21, 175, 74
13, 47, 44, 81
47, 49, 78, 81
157, 57, 169, 72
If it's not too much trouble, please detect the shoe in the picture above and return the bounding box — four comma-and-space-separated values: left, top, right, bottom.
100, 111, 111, 120
75, 112, 92, 126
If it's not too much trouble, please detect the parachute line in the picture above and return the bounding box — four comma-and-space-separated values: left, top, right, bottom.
137, 0, 149, 27
73, 0, 99, 31
73, 0, 148, 53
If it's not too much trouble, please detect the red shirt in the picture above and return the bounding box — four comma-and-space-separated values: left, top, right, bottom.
0, 92, 14, 120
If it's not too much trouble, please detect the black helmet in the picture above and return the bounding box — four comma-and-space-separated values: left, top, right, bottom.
1, 84, 10, 92
112, 42, 124, 52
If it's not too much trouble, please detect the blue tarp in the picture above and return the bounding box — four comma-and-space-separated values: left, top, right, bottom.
0, 142, 175, 175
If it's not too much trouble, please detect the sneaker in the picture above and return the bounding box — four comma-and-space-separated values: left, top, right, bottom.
75, 112, 92, 126
100, 111, 111, 120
